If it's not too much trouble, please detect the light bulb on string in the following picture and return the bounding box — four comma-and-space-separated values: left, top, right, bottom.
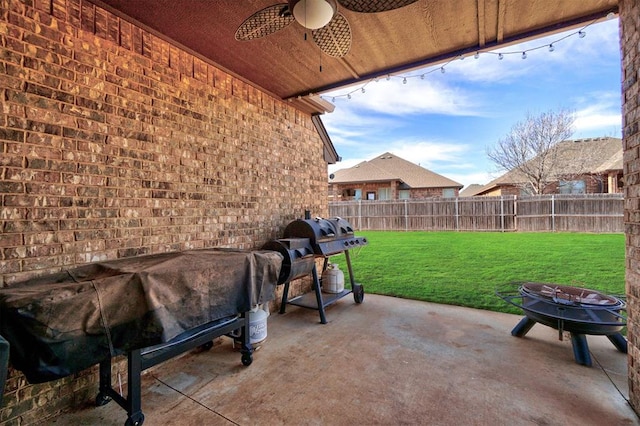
386, 75, 390, 81
548, 44, 555, 52
498, 53, 504, 60
403, 77, 407, 84
440, 67, 445, 73
361, 88, 365, 93
578, 30, 586, 38
521, 52, 527, 59
420, 74, 425, 80
347, 94, 351, 99
474, 51, 480, 59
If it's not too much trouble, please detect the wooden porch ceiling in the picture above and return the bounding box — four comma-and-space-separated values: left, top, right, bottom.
89, 0, 618, 114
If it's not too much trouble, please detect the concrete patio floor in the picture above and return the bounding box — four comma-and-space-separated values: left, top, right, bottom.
46, 294, 638, 426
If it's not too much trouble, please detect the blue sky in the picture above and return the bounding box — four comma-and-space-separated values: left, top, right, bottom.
321, 17, 621, 189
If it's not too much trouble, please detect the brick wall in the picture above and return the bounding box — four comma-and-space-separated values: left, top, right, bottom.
622, 0, 640, 412
408, 187, 459, 198
0, 0, 325, 422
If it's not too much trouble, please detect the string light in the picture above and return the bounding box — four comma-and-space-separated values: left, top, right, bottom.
321, 12, 610, 102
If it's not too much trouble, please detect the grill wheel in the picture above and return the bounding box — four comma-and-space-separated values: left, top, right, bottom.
353, 284, 364, 304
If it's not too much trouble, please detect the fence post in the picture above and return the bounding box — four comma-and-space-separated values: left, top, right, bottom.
500, 196, 505, 232
551, 195, 555, 232
455, 197, 459, 231
511, 195, 515, 231
404, 199, 408, 232
358, 199, 362, 230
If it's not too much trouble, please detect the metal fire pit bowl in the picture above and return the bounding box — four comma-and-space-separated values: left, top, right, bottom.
496, 282, 627, 366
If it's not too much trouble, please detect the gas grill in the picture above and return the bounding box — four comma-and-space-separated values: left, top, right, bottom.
265, 213, 368, 324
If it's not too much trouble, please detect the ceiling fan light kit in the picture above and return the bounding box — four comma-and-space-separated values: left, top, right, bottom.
289, 0, 338, 29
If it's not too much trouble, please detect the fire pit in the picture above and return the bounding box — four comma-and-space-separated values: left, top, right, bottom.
497, 282, 627, 366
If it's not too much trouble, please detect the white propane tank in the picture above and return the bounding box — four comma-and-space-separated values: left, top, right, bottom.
248, 306, 268, 344
322, 263, 345, 294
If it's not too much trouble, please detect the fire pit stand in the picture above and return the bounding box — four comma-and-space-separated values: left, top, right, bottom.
497, 282, 627, 366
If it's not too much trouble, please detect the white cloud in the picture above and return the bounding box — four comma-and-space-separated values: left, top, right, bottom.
572, 91, 622, 136
387, 140, 470, 167
575, 110, 621, 133
447, 171, 494, 188
328, 138, 476, 173
325, 76, 482, 117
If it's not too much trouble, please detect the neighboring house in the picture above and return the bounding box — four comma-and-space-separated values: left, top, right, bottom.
475, 137, 623, 196
329, 153, 463, 201
459, 184, 484, 197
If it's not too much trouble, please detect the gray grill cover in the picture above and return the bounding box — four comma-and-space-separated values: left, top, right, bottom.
0, 248, 283, 383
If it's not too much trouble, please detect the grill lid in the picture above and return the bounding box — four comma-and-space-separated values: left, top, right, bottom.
283, 217, 366, 256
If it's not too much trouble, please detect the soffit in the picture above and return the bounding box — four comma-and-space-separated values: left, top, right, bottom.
89, 0, 618, 113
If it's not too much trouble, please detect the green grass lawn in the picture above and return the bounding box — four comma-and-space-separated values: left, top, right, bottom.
328, 231, 625, 315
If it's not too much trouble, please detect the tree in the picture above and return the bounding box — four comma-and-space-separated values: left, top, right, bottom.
487, 108, 576, 194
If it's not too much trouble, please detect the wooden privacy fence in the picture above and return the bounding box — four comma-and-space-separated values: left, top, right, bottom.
329, 194, 624, 233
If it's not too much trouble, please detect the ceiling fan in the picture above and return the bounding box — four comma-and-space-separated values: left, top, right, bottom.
235, 0, 419, 58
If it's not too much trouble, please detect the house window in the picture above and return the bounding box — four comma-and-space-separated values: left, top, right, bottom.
398, 190, 410, 200
519, 185, 534, 196
559, 180, 586, 194
378, 188, 391, 200
366, 191, 376, 200
442, 188, 455, 198
342, 188, 363, 200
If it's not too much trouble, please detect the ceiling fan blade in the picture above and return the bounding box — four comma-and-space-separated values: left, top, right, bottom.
235, 4, 294, 41
337, 0, 419, 13
312, 13, 351, 58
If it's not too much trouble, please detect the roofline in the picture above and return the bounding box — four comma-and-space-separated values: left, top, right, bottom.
312, 115, 341, 165
329, 179, 463, 189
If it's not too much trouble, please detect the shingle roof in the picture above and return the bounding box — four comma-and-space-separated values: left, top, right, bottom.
481, 137, 622, 190
459, 184, 485, 197
329, 152, 462, 188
